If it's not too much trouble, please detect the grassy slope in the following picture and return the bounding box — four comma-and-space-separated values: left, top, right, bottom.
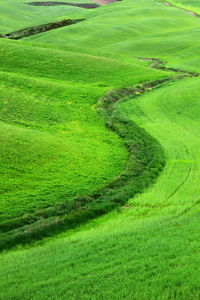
164, 0, 200, 14
25, 0, 200, 71
0, 39, 165, 233
1, 78, 200, 300
0, 0, 91, 34
2, 74, 200, 300
1, 0, 200, 299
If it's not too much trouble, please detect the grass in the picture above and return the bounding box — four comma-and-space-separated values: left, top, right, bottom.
1, 76, 169, 249
0, 0, 200, 298
0, 0, 91, 34
0, 38, 166, 247
24, 0, 200, 71
163, 0, 200, 14
2, 74, 200, 300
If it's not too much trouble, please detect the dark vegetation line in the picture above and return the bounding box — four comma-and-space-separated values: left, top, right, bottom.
157, 0, 200, 17
0, 3, 199, 250
28, 0, 121, 7
27, 2, 99, 9
0, 78, 166, 250
0, 18, 85, 40
1, 64, 199, 250
0, 2, 197, 43
135, 57, 199, 76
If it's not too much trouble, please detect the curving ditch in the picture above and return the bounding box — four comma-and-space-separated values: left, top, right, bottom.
1, 67, 199, 250
134, 56, 199, 76
1, 0, 200, 250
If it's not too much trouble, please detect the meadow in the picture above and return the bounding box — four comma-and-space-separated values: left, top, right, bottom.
0, 0, 92, 33
163, 0, 200, 14
0, 0, 200, 298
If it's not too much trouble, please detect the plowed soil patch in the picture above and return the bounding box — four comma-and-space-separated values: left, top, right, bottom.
28, 2, 99, 8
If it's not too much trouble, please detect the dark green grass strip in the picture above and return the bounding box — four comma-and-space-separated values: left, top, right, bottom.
0, 18, 85, 40
0, 75, 190, 251
135, 56, 199, 76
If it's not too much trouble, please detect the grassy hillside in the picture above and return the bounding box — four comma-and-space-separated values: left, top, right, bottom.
24, 0, 200, 71
0, 0, 200, 298
163, 0, 200, 14
1, 77, 200, 299
0, 0, 90, 33
0, 38, 166, 247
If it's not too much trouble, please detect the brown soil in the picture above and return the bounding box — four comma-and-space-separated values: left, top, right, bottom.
27, 2, 99, 8
90, 0, 121, 5
188, 11, 197, 16
163, 1, 172, 6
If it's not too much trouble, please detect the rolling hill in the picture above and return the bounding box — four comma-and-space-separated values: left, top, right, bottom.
0, 0, 200, 299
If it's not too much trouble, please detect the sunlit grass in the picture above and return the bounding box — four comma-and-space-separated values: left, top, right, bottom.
0, 0, 200, 298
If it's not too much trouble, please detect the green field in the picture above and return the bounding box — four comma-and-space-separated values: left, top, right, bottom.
0, 0, 94, 33
162, 0, 200, 14
0, 0, 200, 298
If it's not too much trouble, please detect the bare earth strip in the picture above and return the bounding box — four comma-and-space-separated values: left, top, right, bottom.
90, 0, 121, 5
28, 0, 121, 6
27, 2, 99, 8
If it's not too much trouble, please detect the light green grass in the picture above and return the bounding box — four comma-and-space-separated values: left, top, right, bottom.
25, 0, 200, 71
0, 38, 164, 233
1, 77, 200, 299
0, 0, 91, 34
164, 0, 200, 14
1, 0, 200, 298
